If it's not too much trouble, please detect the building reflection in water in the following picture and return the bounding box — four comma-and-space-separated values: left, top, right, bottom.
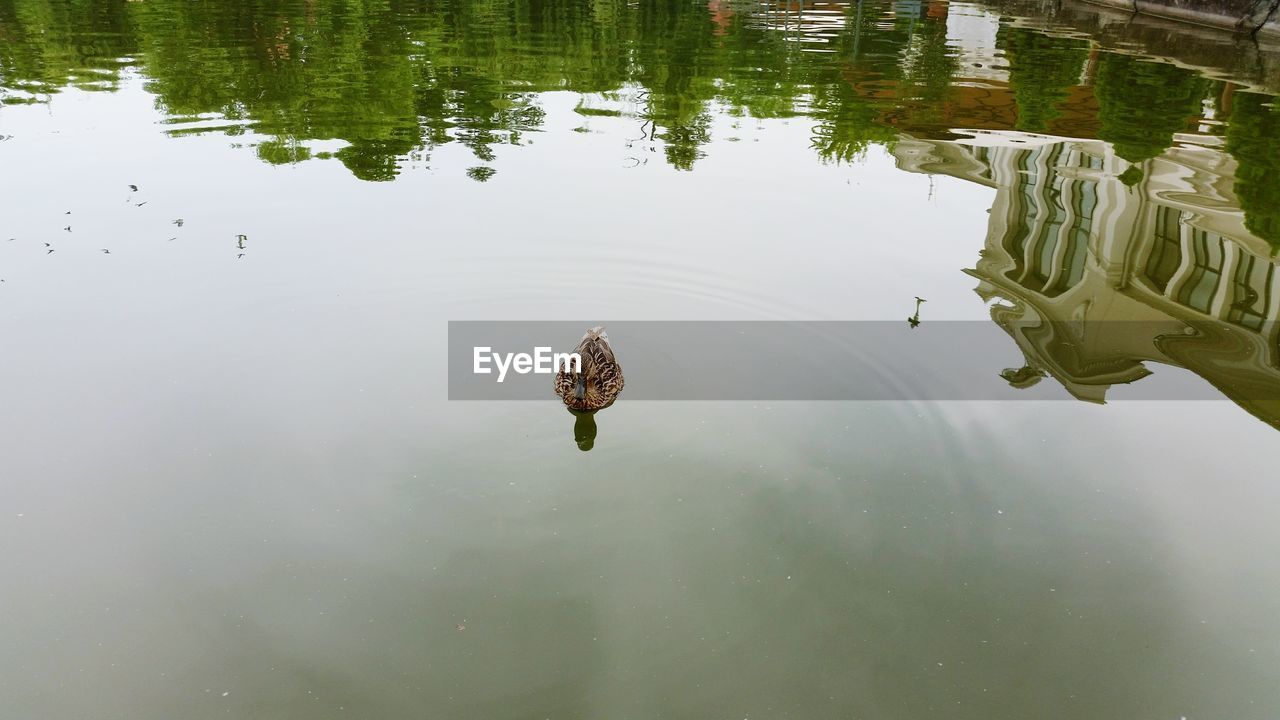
896, 131, 1280, 427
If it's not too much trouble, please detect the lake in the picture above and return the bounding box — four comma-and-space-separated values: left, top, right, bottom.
2, 0, 1279, 717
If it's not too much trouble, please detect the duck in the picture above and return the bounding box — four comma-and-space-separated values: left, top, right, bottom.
554, 326, 624, 412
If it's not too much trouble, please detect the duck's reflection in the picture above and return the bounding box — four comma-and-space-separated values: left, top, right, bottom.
569, 409, 598, 452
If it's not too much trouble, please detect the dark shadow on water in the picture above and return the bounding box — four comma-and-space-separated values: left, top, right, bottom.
569, 408, 597, 452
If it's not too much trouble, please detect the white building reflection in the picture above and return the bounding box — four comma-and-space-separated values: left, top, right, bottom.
896, 131, 1280, 426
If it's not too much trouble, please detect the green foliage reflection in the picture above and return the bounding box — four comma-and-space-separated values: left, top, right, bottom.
0, 0, 1270, 233
1227, 92, 1280, 249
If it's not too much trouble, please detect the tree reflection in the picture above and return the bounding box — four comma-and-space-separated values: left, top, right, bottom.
0, 0, 1272, 215
1093, 53, 1207, 163
998, 26, 1088, 133
0, 0, 136, 100
1227, 91, 1280, 249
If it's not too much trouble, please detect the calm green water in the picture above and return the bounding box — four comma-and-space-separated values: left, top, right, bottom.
3, 1, 1280, 718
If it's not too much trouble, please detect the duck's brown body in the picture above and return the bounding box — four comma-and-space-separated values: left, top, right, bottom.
554, 326, 624, 412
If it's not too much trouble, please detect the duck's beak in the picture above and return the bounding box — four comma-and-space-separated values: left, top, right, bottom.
574, 375, 586, 401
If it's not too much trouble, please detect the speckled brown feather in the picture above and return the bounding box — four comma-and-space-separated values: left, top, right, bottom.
554, 327, 624, 411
